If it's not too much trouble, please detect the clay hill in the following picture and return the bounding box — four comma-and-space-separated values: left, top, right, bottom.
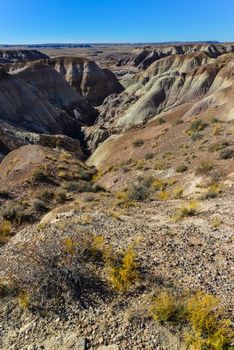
0, 45, 233, 350
114, 43, 234, 69
50, 56, 124, 106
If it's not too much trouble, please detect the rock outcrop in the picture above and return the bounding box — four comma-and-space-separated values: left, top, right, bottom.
0, 62, 99, 158
0, 49, 49, 64
50, 56, 124, 106
11, 61, 98, 126
96, 52, 234, 128
116, 44, 234, 70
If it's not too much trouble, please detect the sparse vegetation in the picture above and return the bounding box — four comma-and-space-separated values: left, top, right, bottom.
62, 180, 94, 193
189, 119, 208, 133
127, 177, 152, 201
0, 220, 12, 245
150, 291, 181, 323
2, 202, 31, 226
150, 291, 233, 350
107, 246, 139, 292
173, 186, 184, 199
31, 167, 50, 183
33, 199, 48, 213
174, 201, 199, 221
201, 183, 221, 199
185, 292, 233, 350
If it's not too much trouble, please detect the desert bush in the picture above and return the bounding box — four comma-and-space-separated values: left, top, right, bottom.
173, 186, 184, 199
176, 164, 188, 173
2, 202, 31, 226
31, 167, 49, 183
157, 117, 166, 125
127, 177, 153, 201
92, 169, 104, 182
174, 201, 199, 221
55, 190, 67, 203
154, 161, 166, 170
144, 152, 154, 160
18, 290, 31, 309
33, 200, 48, 213
208, 141, 229, 152
189, 119, 208, 133
132, 139, 145, 148
211, 217, 222, 229
150, 291, 180, 323
157, 190, 170, 201
152, 178, 166, 191
62, 180, 94, 193
219, 148, 234, 159
212, 124, 222, 136
196, 160, 214, 176
191, 132, 203, 141
107, 246, 139, 292
79, 170, 93, 181
184, 292, 233, 350
37, 190, 54, 202
201, 183, 221, 200
0, 220, 12, 245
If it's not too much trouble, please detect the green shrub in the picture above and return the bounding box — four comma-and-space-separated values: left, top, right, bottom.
79, 170, 93, 181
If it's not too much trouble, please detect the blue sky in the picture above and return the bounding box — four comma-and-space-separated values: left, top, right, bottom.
1, 0, 234, 44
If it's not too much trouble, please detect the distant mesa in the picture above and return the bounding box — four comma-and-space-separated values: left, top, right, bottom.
0, 49, 49, 64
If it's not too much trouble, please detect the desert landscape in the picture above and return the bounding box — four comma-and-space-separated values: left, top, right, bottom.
0, 39, 233, 349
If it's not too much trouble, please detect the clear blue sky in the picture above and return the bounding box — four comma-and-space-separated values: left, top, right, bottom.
1, 0, 234, 44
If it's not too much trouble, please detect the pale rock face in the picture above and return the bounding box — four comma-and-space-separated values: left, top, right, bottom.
50, 56, 124, 106
0, 63, 98, 155
11, 62, 98, 126
96, 52, 234, 128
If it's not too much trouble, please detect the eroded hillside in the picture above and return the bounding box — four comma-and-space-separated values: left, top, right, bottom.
0, 45, 233, 350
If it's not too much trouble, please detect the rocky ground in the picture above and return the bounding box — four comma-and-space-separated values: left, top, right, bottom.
0, 188, 233, 349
